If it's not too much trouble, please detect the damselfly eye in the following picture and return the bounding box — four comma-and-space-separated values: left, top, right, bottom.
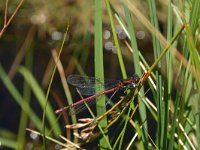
133, 74, 140, 83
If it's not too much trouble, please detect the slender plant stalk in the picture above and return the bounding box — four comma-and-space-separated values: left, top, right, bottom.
42, 25, 69, 149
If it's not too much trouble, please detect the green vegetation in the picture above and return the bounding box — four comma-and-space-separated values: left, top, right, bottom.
0, 0, 199, 149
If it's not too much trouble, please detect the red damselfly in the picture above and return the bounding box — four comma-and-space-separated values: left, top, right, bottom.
55, 74, 140, 114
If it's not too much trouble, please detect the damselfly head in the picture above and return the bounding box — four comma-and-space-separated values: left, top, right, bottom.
133, 74, 140, 82
129, 74, 140, 83
128, 74, 140, 88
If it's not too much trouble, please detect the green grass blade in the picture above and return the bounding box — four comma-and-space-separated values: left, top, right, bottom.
0, 64, 46, 133
114, 11, 156, 79
185, 26, 200, 87
189, 0, 200, 37
0, 129, 17, 149
194, 94, 200, 150
105, 0, 127, 78
163, 1, 173, 149
17, 46, 34, 150
123, 2, 148, 149
166, 0, 173, 94
94, 0, 111, 149
147, 1, 163, 148
179, 1, 200, 149
168, 94, 181, 150
163, 81, 169, 150
188, 0, 200, 148
94, 0, 105, 118
123, 3, 141, 76
0, 137, 18, 149
18, 66, 61, 135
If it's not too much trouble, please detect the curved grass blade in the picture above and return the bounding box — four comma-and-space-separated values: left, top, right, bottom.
0, 65, 48, 133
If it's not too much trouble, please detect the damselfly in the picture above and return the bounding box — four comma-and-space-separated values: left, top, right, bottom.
55, 74, 140, 114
